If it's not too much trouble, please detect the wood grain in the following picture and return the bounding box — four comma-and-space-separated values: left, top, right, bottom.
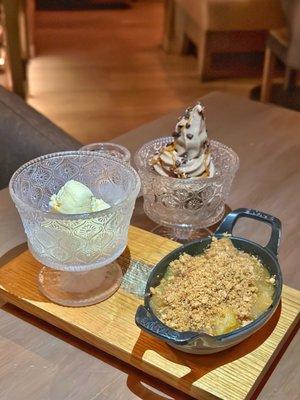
1, 89, 300, 399
0, 225, 299, 400
26, 1, 264, 144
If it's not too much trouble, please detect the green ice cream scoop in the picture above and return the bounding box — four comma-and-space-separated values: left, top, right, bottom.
49, 180, 110, 214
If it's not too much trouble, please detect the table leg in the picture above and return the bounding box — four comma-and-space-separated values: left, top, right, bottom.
163, 0, 174, 52
261, 47, 276, 103
26, 0, 35, 58
283, 67, 296, 92
2, 0, 27, 99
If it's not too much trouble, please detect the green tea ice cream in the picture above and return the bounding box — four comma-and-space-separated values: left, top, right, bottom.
49, 180, 110, 214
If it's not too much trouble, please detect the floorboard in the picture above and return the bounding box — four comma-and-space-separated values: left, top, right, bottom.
24, 0, 265, 143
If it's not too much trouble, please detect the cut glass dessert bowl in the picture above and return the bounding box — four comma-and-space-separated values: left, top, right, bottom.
135, 137, 239, 242
80, 142, 131, 164
9, 151, 140, 306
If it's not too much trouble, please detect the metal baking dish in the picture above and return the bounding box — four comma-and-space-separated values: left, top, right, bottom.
135, 208, 282, 354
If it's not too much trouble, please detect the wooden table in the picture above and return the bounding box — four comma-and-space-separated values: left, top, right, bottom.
0, 92, 299, 399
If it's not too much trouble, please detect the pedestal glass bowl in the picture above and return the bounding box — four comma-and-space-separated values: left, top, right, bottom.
80, 142, 131, 164
9, 151, 140, 306
134, 138, 239, 242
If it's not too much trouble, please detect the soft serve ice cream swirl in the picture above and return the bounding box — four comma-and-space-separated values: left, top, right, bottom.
151, 103, 215, 178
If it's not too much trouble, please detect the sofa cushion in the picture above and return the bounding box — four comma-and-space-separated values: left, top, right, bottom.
177, 0, 285, 31
0, 86, 81, 190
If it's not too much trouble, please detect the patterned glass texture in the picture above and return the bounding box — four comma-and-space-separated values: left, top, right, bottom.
9, 151, 141, 271
135, 138, 239, 229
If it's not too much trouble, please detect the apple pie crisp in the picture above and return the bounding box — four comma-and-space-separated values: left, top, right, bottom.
150, 237, 275, 335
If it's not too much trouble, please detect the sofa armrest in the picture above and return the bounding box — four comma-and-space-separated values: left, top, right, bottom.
0, 85, 81, 189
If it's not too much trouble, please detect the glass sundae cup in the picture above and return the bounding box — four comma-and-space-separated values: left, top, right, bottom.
80, 142, 131, 164
9, 151, 140, 306
134, 137, 239, 242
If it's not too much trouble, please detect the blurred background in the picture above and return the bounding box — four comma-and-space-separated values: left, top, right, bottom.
0, 0, 299, 144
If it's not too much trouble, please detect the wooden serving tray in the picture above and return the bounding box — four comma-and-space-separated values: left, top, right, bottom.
0, 226, 299, 400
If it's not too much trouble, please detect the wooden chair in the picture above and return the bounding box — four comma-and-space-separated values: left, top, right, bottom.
1, 0, 35, 99
163, 0, 285, 81
261, 0, 300, 102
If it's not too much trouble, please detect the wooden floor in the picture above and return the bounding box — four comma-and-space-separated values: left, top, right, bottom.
27, 0, 263, 144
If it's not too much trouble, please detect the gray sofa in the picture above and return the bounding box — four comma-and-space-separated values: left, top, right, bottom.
0, 86, 81, 190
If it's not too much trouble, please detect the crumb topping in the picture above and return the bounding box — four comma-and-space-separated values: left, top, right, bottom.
150, 237, 275, 335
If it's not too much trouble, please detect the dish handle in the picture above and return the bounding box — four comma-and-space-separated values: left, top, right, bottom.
215, 208, 281, 257
135, 305, 201, 345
